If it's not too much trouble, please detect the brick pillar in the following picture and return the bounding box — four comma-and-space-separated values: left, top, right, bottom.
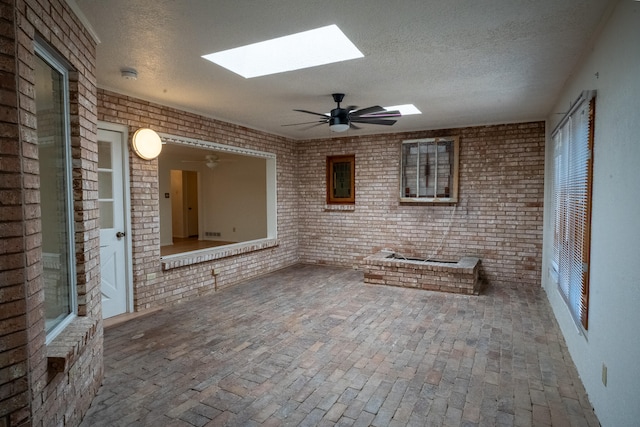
0, 1, 35, 425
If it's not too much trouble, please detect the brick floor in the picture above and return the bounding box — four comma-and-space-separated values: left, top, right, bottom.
79, 264, 599, 426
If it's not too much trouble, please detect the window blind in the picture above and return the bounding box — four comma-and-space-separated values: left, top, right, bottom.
551, 91, 595, 330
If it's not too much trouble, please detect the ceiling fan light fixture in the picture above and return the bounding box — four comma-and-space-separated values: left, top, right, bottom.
329, 122, 350, 132
329, 108, 350, 132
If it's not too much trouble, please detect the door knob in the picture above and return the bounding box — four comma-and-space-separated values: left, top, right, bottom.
116, 231, 126, 239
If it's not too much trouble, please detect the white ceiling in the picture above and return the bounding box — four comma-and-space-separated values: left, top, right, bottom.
74, 0, 613, 140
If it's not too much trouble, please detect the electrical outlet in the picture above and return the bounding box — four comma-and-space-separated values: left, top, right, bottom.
602, 363, 607, 386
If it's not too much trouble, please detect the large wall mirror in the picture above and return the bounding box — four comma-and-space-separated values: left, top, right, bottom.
158, 134, 276, 257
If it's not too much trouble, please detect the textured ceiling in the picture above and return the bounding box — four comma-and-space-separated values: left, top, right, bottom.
74, 0, 613, 140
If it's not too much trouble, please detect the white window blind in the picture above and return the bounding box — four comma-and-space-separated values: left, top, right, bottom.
552, 91, 595, 330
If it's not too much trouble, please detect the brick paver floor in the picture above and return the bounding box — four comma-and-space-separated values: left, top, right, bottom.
79, 264, 599, 426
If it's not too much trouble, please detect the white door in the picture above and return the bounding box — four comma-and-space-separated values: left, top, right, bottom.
98, 129, 129, 318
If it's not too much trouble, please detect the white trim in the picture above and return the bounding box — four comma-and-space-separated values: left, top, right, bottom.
159, 133, 276, 159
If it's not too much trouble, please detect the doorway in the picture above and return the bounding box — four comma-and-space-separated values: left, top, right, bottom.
170, 169, 199, 239
98, 125, 132, 318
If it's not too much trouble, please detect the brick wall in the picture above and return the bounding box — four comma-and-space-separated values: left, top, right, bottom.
297, 123, 545, 288
0, 0, 102, 426
96, 90, 300, 310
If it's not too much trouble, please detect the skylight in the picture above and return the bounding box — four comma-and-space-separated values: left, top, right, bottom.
384, 104, 422, 116
202, 25, 364, 78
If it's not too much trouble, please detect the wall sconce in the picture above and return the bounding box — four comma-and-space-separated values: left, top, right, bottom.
132, 128, 162, 160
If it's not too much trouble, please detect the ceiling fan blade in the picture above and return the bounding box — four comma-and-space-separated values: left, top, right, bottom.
362, 110, 402, 118
293, 109, 330, 118
299, 122, 327, 131
349, 122, 362, 130
350, 118, 397, 126
282, 119, 328, 127
350, 105, 385, 117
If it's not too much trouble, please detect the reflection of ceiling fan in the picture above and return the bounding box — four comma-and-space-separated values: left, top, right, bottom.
181, 154, 228, 169
283, 93, 401, 133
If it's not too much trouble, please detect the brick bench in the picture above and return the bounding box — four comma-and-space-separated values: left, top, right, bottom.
363, 251, 482, 295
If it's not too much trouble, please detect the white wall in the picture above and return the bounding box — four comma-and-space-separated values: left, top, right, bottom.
204, 156, 267, 242
542, 1, 640, 426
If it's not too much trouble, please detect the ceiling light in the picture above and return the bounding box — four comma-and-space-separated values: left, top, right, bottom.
132, 128, 162, 160
329, 123, 349, 132
384, 104, 422, 115
202, 24, 364, 78
329, 123, 350, 132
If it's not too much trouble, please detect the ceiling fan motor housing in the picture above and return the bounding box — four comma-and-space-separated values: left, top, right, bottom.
330, 108, 349, 126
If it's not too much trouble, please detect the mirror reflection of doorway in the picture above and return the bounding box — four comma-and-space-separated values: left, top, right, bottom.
170, 170, 199, 239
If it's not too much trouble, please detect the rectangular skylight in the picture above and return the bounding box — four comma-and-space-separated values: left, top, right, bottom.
202, 25, 364, 78
384, 104, 422, 116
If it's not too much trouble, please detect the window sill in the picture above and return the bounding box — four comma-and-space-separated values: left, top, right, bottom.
324, 204, 355, 211
400, 197, 458, 205
47, 316, 99, 373
161, 238, 279, 271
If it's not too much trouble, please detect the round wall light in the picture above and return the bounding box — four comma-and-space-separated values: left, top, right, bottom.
132, 128, 162, 160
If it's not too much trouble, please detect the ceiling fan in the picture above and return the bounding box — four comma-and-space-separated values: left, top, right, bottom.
181, 154, 229, 169
284, 93, 401, 132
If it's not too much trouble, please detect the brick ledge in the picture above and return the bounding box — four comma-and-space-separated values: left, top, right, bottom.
47, 316, 99, 373
324, 204, 356, 211
161, 238, 279, 271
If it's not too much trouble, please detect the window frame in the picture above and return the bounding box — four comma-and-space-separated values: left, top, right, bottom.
35, 41, 78, 344
158, 133, 278, 262
400, 136, 459, 204
326, 154, 355, 205
551, 90, 596, 331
